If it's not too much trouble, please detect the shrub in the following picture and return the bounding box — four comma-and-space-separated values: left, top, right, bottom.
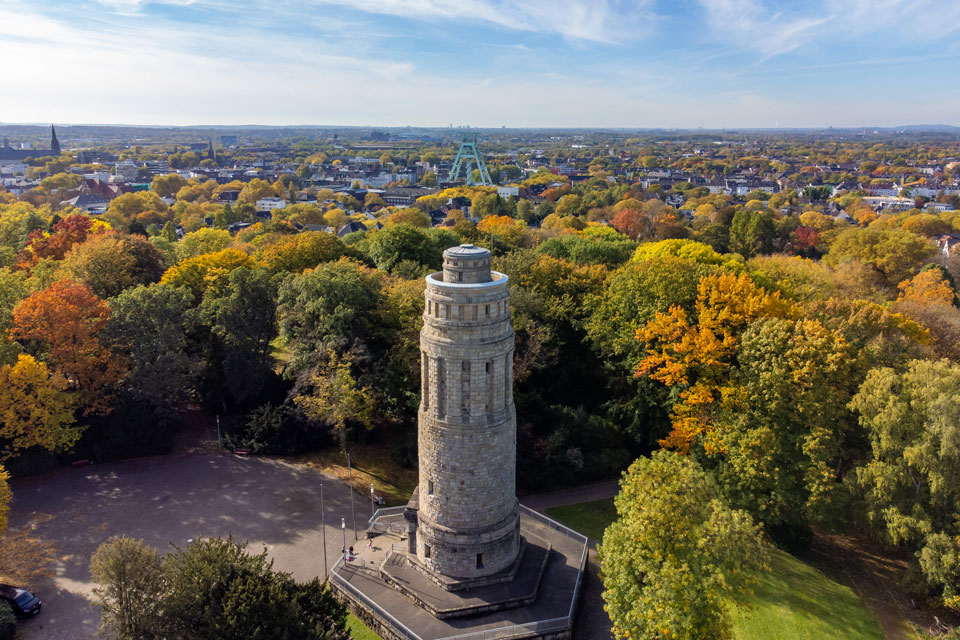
0, 601, 15, 640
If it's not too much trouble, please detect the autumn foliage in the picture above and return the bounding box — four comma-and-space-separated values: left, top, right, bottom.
897, 269, 956, 306
15, 214, 107, 269
160, 248, 255, 298
636, 272, 796, 453
477, 215, 526, 245
10, 280, 125, 416
0, 354, 79, 459
610, 209, 647, 241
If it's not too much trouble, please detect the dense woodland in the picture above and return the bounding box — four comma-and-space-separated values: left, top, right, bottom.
2, 131, 960, 637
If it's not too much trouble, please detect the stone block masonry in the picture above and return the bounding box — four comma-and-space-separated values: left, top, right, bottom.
414, 244, 520, 584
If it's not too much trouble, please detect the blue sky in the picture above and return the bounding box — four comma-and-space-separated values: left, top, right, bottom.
1, 0, 959, 128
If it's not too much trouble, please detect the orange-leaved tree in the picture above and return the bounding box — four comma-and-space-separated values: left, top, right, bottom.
635, 272, 796, 453
10, 280, 125, 416
897, 268, 956, 306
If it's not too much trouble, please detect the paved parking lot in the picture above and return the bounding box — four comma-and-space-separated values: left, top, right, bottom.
5, 453, 361, 639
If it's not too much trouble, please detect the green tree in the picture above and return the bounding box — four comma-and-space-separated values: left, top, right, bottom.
89, 536, 165, 640
599, 451, 765, 640
713, 318, 854, 541
151, 174, 188, 199
362, 224, 443, 274
197, 267, 279, 409
851, 359, 960, 608
160, 221, 178, 243
554, 193, 583, 216
0, 268, 30, 366
825, 226, 936, 287
535, 230, 635, 268
277, 258, 383, 377
105, 284, 195, 416
516, 199, 534, 224
729, 209, 776, 258
162, 537, 348, 640
294, 351, 374, 451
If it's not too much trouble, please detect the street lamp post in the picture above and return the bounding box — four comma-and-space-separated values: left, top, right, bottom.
370, 483, 376, 520
320, 483, 327, 578
346, 453, 357, 541
341, 518, 346, 563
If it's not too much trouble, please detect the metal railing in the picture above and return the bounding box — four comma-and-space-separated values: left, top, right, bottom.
435, 616, 571, 640
518, 504, 589, 546
369, 505, 406, 526
336, 505, 590, 640
330, 554, 424, 640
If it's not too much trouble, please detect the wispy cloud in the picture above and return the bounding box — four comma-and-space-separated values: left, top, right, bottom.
696, 0, 828, 59
0, 0, 957, 127
829, 0, 960, 39
698, 0, 960, 59
304, 0, 655, 43
92, 0, 200, 16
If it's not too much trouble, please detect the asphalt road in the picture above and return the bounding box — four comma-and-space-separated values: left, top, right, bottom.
5, 453, 618, 640
6, 453, 362, 640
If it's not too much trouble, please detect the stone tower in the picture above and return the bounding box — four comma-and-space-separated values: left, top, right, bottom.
412, 244, 520, 588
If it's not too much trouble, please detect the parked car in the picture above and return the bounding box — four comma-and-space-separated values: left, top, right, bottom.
0, 584, 41, 617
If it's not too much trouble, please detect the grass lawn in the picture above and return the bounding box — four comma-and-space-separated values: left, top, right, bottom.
347, 613, 381, 640
548, 499, 887, 640
547, 498, 617, 541
292, 440, 418, 507
731, 545, 886, 640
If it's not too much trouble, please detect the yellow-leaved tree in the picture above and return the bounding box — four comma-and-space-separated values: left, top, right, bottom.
636, 272, 796, 453
477, 215, 526, 246
0, 465, 10, 532
0, 354, 79, 460
160, 249, 255, 299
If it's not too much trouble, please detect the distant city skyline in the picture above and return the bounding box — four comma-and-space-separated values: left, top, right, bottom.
2, 0, 959, 129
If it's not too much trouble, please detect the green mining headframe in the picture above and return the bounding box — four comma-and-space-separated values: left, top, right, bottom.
448, 134, 493, 186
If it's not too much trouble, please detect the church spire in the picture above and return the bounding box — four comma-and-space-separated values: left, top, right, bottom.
50, 125, 61, 155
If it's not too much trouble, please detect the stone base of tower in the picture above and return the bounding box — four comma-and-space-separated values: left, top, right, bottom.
406, 535, 527, 593
413, 506, 521, 590
330, 507, 588, 640
380, 536, 550, 619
